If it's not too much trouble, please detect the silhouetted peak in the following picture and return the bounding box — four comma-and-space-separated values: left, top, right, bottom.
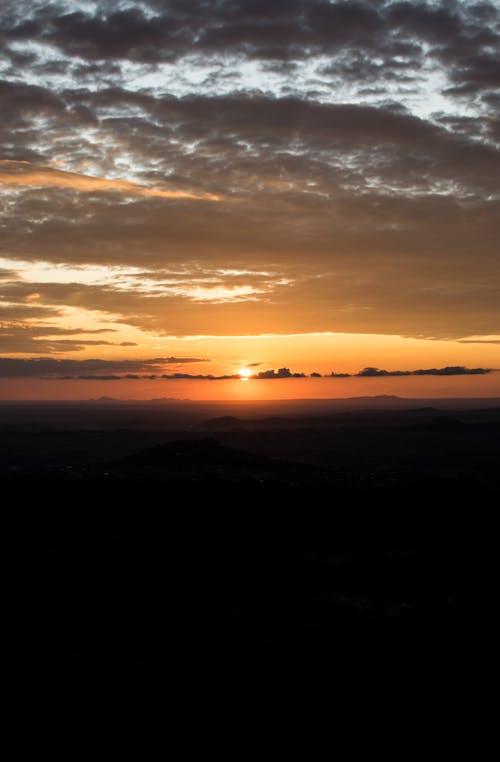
122, 437, 271, 468
202, 416, 244, 429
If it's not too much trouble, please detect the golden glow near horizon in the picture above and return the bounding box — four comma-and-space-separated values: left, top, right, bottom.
1, 325, 500, 375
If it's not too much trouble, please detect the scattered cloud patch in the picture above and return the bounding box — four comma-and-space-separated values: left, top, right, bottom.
0, 160, 220, 201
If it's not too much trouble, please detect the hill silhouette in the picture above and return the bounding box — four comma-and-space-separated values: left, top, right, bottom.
123, 437, 270, 467
202, 416, 245, 430
116, 436, 329, 483
115, 437, 326, 481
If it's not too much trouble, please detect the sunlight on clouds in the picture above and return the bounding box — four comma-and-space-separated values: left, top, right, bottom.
0, 257, 290, 304
0, 257, 144, 286
0, 161, 220, 201
28, 305, 158, 355
166, 284, 264, 303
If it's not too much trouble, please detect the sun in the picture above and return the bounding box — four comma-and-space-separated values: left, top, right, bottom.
239, 367, 252, 380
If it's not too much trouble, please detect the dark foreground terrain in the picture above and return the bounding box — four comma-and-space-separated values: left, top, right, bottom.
0, 399, 492, 686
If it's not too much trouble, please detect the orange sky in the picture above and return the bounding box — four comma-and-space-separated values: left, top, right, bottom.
1, 2, 500, 400
1, 373, 499, 401
1, 323, 500, 400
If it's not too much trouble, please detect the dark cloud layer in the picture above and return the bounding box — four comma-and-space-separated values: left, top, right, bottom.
356, 365, 491, 377
0, 358, 490, 380
2, 0, 498, 96
0, 356, 209, 378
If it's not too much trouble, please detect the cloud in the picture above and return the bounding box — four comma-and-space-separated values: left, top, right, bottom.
458, 339, 500, 345
0, 268, 17, 279
356, 366, 492, 377
0, 356, 209, 378
1, 357, 491, 381
1, 1, 497, 127
0, 304, 61, 319
357, 366, 410, 377
0, 1, 499, 346
75, 375, 123, 381
55, 372, 240, 381
253, 365, 493, 379
161, 373, 237, 380
0, 2, 388, 64
254, 367, 306, 378
4, 0, 495, 92
0, 322, 129, 353
411, 366, 492, 376
0, 161, 220, 201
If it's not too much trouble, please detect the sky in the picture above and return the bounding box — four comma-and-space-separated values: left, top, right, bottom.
1, 0, 500, 399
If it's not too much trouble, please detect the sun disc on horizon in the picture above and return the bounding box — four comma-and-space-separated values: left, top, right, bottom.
239, 367, 252, 380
